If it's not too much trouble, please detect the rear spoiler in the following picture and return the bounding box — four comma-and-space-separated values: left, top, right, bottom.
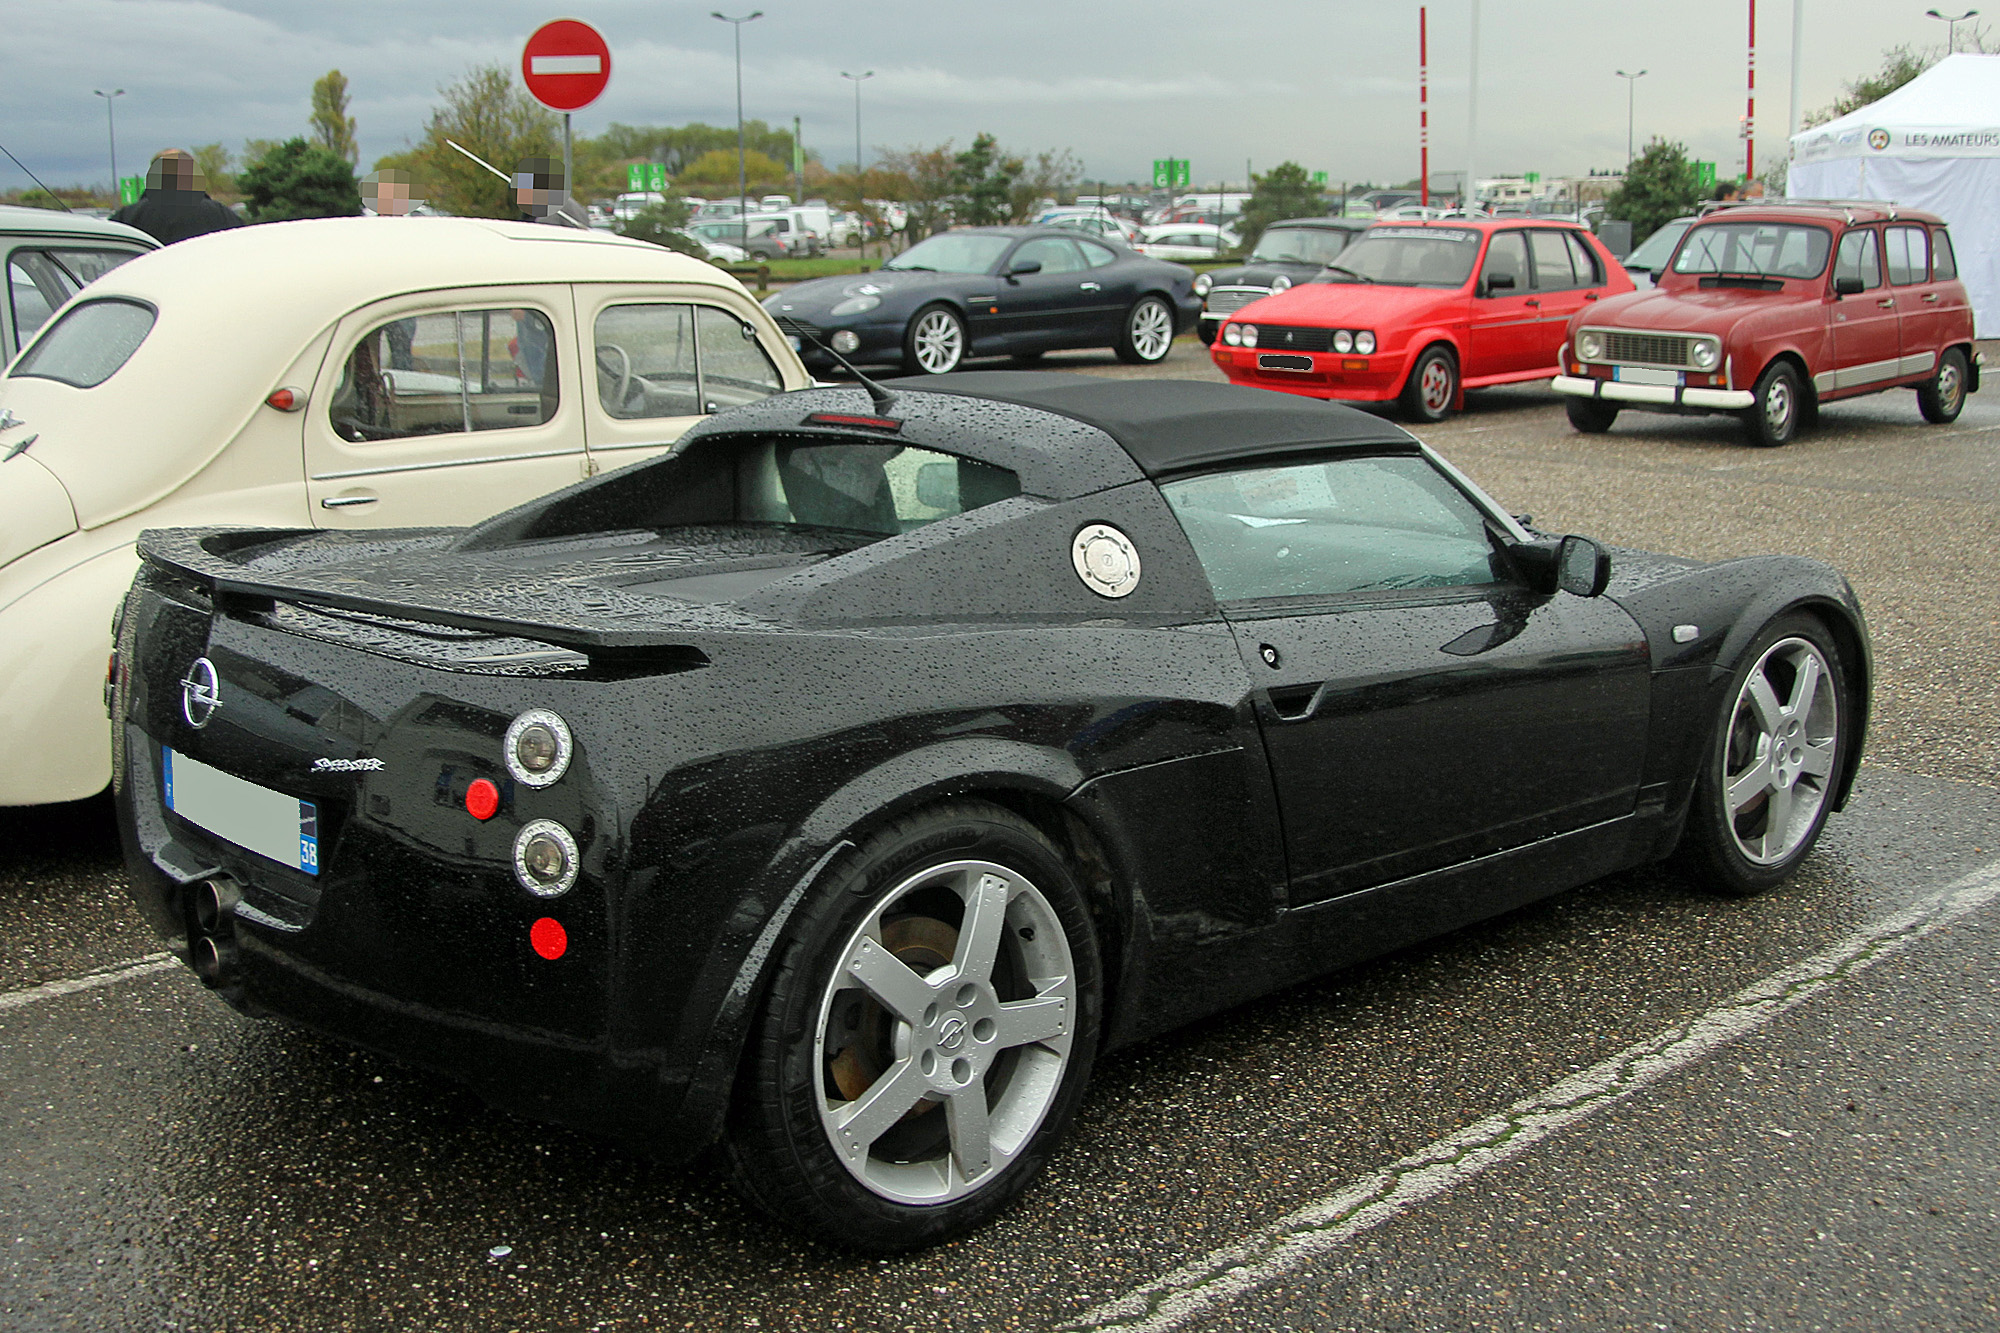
137, 528, 713, 668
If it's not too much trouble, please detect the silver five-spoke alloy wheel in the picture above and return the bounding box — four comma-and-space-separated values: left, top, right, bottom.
909, 308, 966, 374
814, 859, 1075, 1205
1722, 636, 1839, 865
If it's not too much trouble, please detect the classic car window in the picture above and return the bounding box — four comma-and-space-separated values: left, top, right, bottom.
1933, 229, 1958, 280
1480, 231, 1530, 293
738, 441, 1020, 537
595, 303, 698, 419
47, 247, 145, 285
1250, 227, 1353, 266
1620, 219, 1691, 271
693, 306, 783, 410
1162, 455, 1505, 602
1078, 240, 1119, 267
883, 233, 1012, 274
1528, 230, 1578, 289
7, 254, 75, 343
1884, 226, 1929, 286
328, 308, 557, 443
1833, 229, 1881, 291
1564, 230, 1605, 285
1674, 223, 1831, 279
1012, 237, 1086, 274
8, 297, 154, 388
1317, 228, 1480, 287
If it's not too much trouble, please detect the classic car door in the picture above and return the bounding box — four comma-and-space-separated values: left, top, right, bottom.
1884, 224, 1948, 377
1160, 452, 1652, 906
306, 286, 588, 527
1466, 230, 1544, 378
1825, 226, 1901, 395
1525, 229, 1605, 369
995, 236, 1102, 351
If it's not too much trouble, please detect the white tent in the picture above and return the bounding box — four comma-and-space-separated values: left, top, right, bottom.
1790, 53, 2000, 334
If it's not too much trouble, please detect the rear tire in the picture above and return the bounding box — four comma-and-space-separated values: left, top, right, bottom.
1399, 345, 1458, 423
1565, 398, 1620, 433
1742, 361, 1803, 447
1918, 346, 1968, 424
724, 801, 1101, 1252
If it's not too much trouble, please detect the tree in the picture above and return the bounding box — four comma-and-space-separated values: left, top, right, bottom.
875, 144, 958, 239
951, 133, 1021, 227
388, 64, 561, 219
1235, 162, 1324, 250
675, 148, 789, 196
618, 201, 704, 257
1604, 138, 1701, 241
1803, 46, 1937, 128
310, 70, 359, 164
1008, 148, 1081, 223
237, 138, 362, 221
189, 144, 235, 199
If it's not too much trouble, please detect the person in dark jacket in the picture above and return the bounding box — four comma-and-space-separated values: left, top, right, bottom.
110, 149, 244, 245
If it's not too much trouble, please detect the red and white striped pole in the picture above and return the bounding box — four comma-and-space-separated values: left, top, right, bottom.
1420, 7, 1430, 207
1746, 0, 1758, 183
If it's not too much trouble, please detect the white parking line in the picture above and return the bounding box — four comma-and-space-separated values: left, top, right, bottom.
1071, 859, 2000, 1332
0, 953, 177, 1012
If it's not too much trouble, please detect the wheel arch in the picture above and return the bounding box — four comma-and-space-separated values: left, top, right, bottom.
1396, 334, 1465, 409
1746, 346, 1818, 408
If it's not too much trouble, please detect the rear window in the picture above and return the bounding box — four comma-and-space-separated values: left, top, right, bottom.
9, 298, 155, 388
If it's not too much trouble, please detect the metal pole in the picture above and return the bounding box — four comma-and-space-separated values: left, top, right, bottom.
712, 10, 763, 251
842, 70, 872, 257
562, 112, 573, 212
1466, 0, 1480, 213
1789, 0, 1805, 139
94, 89, 124, 200
1419, 7, 1429, 207
1746, 0, 1757, 184
1927, 10, 1979, 54
1616, 70, 1646, 164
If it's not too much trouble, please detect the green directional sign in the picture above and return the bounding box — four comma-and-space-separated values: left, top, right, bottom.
1311, 171, 1329, 186
118, 175, 143, 206
626, 162, 668, 193
1152, 158, 1191, 189
1524, 171, 1540, 184
1692, 159, 1718, 189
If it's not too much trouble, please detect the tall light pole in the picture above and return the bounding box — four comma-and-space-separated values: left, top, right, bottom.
1465, 0, 1480, 212
841, 70, 872, 257
93, 88, 124, 202
1616, 69, 1647, 163
1927, 8, 1979, 52
711, 10, 762, 250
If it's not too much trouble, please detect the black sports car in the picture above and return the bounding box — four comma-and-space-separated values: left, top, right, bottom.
1195, 216, 1373, 343
765, 226, 1201, 374
113, 375, 1868, 1251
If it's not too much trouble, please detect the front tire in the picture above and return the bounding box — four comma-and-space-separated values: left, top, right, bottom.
1742, 361, 1804, 446
1399, 344, 1458, 423
1565, 397, 1620, 434
1918, 346, 1968, 423
1675, 614, 1848, 897
903, 305, 968, 375
724, 802, 1102, 1252
1115, 294, 1176, 364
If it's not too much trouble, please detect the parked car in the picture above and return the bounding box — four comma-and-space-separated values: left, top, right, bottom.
1211, 218, 1634, 420
1194, 217, 1372, 343
744, 209, 824, 258
611, 191, 666, 223
1554, 201, 1979, 445
1620, 215, 1696, 288
675, 232, 749, 264
765, 226, 1200, 374
1, 205, 156, 363
0, 215, 810, 807
112, 373, 1870, 1251
1134, 222, 1239, 261
1036, 209, 1144, 246
688, 217, 795, 261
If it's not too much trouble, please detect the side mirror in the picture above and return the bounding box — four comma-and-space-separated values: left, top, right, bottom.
1006, 258, 1043, 279
1833, 275, 1865, 297
1510, 534, 1611, 597
1483, 272, 1516, 294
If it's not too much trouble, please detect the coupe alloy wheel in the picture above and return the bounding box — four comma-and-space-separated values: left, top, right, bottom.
1720, 637, 1839, 866
907, 307, 966, 374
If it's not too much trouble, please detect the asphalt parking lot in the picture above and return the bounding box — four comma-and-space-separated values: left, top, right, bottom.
4, 338, 1997, 1332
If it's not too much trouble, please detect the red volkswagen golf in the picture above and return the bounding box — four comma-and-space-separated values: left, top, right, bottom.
1211, 219, 1633, 421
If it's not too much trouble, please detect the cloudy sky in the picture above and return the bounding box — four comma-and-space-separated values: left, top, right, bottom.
0, 1, 1973, 194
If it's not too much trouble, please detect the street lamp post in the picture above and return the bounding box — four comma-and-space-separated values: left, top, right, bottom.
93, 88, 124, 202
842, 70, 872, 257
1926, 8, 1979, 52
711, 10, 763, 251
1615, 69, 1647, 163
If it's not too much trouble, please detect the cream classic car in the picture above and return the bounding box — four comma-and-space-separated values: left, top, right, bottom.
0, 216, 810, 806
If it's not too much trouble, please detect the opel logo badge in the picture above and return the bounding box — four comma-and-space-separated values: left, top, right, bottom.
180, 657, 221, 729
938, 1015, 968, 1052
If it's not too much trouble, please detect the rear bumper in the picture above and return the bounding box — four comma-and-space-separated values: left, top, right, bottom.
1552, 374, 1754, 411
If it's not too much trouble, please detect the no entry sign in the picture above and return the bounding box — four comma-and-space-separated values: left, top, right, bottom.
522, 19, 611, 111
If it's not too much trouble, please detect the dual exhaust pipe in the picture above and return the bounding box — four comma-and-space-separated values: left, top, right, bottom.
188, 875, 242, 989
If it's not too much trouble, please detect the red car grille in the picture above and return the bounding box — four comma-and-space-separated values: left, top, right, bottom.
1603, 331, 1694, 368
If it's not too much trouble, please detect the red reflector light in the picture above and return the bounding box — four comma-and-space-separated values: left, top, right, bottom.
805, 412, 902, 431
530, 917, 567, 960
465, 778, 500, 821
265, 387, 300, 412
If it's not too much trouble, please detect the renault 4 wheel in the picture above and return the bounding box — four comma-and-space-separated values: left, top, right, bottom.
903, 305, 967, 375
725, 802, 1101, 1251
1918, 346, 1968, 424
1400, 344, 1458, 423
1115, 295, 1175, 364
1565, 397, 1620, 434
1676, 614, 1848, 897
1743, 361, 1804, 447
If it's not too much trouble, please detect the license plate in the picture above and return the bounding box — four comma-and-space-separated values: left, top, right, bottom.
1258, 353, 1314, 372
1613, 365, 1683, 387
163, 748, 319, 875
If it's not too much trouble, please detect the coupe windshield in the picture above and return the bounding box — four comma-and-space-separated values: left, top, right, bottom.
1313, 228, 1481, 287
1248, 227, 1355, 266
1671, 223, 1831, 279
883, 233, 1012, 274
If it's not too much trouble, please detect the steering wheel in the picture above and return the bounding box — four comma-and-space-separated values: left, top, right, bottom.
594, 342, 634, 415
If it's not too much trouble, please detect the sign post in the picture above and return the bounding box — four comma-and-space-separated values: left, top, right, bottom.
1151, 158, 1191, 190
522, 19, 613, 212
626, 162, 668, 193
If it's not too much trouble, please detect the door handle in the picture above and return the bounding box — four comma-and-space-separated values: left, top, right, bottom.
1584, 291, 1600, 300
1877, 297, 1896, 308
1079, 281, 1102, 291
320, 494, 379, 509
1524, 298, 1540, 307
1922, 292, 1940, 303
1267, 682, 1322, 721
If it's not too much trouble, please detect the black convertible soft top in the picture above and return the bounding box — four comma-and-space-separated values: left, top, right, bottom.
881, 372, 1420, 478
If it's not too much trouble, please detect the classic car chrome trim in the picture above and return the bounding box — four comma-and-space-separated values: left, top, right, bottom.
1812, 352, 1937, 394
1575, 325, 1715, 370
1551, 374, 1754, 410
310, 447, 584, 482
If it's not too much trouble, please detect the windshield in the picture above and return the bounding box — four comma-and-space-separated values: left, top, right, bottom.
1249, 227, 1355, 266
883, 233, 1012, 274
1313, 228, 1481, 287
1671, 222, 1831, 279
1623, 219, 1691, 270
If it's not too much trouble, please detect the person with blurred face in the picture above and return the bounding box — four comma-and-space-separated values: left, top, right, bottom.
110, 149, 244, 245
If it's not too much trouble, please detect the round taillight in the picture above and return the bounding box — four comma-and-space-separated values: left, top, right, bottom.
504, 709, 572, 786
513, 819, 579, 897
465, 778, 500, 821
